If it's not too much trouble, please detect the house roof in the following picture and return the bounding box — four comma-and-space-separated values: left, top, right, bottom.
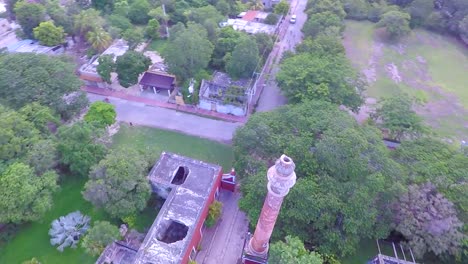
242, 10, 258, 21
133, 152, 222, 264
139, 71, 176, 89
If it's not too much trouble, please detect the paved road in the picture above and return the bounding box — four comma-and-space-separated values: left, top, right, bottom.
88, 94, 242, 143
255, 0, 308, 112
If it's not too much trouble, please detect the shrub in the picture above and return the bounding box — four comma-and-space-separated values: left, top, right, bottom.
205, 201, 222, 228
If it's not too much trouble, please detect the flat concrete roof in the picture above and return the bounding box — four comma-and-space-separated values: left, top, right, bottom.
226, 19, 277, 35
7, 39, 60, 54
80, 39, 129, 77
133, 152, 222, 264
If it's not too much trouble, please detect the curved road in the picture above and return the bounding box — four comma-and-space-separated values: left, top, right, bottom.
256, 0, 308, 112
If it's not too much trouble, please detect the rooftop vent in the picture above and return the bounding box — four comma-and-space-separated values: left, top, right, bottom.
156, 220, 188, 244
171, 166, 189, 185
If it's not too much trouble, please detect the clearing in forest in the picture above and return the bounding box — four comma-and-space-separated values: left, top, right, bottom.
343, 20, 468, 141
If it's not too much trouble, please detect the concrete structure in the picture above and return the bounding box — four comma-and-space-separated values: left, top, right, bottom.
6, 39, 64, 54
79, 39, 129, 87
96, 152, 223, 264
223, 11, 280, 35
263, 0, 280, 9
242, 155, 297, 263
198, 72, 252, 117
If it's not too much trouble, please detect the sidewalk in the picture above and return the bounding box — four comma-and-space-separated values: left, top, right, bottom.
82, 86, 247, 123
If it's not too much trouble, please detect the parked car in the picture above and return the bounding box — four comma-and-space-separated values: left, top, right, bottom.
290, 15, 297, 24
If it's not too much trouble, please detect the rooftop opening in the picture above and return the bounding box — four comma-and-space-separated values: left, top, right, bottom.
156, 220, 188, 244
171, 166, 189, 185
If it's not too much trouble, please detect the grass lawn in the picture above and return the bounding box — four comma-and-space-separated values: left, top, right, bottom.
146, 38, 169, 55
343, 20, 468, 140
112, 124, 235, 171
0, 126, 233, 264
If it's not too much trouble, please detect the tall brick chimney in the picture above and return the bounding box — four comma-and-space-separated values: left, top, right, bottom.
244, 154, 297, 261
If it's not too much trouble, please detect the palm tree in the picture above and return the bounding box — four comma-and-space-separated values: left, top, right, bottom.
87, 28, 113, 52
74, 9, 104, 45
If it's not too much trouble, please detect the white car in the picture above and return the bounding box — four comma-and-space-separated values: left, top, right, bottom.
290, 15, 297, 24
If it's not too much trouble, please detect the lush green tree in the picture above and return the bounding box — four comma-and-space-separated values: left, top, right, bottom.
377, 10, 411, 40
96, 54, 115, 84
0, 162, 58, 223
74, 8, 105, 42
407, 0, 433, 27
276, 52, 364, 111
0, 53, 83, 114
371, 96, 427, 141
33, 21, 65, 46
391, 138, 468, 223
274, 0, 290, 16
128, 0, 150, 24
0, 105, 40, 162
343, 0, 369, 20
57, 122, 107, 177
306, 0, 346, 20
235, 101, 404, 256
83, 148, 151, 218
44, 0, 75, 35
211, 26, 244, 69
81, 221, 121, 256
303, 11, 344, 38
270, 236, 323, 264
145, 19, 160, 39
148, 6, 169, 25
215, 0, 230, 16
26, 139, 58, 175
394, 183, 465, 258
86, 28, 112, 52
19, 102, 59, 135
92, 0, 114, 13
14, 1, 46, 38
296, 36, 345, 57
114, 0, 129, 16
84, 101, 116, 127
56, 91, 90, 121
254, 33, 274, 59
164, 23, 214, 81
265, 13, 279, 25
226, 37, 259, 79
115, 51, 151, 87
107, 14, 132, 32
122, 28, 144, 50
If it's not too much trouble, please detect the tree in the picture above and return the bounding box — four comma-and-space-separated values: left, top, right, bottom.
234, 101, 403, 256
82, 221, 121, 256
33, 21, 65, 46
407, 0, 433, 27
394, 183, 465, 258
83, 148, 151, 218
122, 28, 144, 50
145, 19, 160, 39
57, 122, 107, 177
164, 23, 214, 81
0, 105, 40, 162
128, 0, 150, 24
49, 211, 90, 252
56, 91, 90, 121
274, 0, 290, 16
45, 0, 75, 35
216, 0, 230, 16
96, 55, 115, 84
14, 1, 46, 38
377, 10, 411, 40
306, 0, 347, 20
115, 51, 151, 88
19, 103, 59, 135
0, 162, 58, 223
226, 37, 259, 79
303, 11, 344, 38
0, 53, 83, 115
343, 0, 369, 20
265, 13, 279, 25
270, 236, 323, 264
26, 139, 58, 175
86, 28, 112, 52
211, 26, 244, 69
254, 33, 274, 59
107, 14, 133, 32
371, 96, 427, 141
74, 8, 105, 42
84, 101, 116, 127
296, 36, 345, 57
276, 52, 364, 111
205, 201, 222, 227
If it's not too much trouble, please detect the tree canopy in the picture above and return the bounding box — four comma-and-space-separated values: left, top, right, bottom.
377, 10, 411, 40
83, 148, 151, 218
96, 54, 115, 84
84, 101, 116, 128
82, 221, 121, 256
14, 1, 46, 38
270, 236, 323, 264
226, 37, 259, 79
33, 21, 65, 47
115, 51, 151, 88
0, 162, 58, 223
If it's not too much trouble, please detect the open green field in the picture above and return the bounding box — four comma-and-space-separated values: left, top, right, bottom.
0, 125, 234, 263
146, 38, 169, 55
343, 20, 468, 140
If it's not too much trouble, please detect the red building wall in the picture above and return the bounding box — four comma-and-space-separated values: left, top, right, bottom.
181, 168, 223, 264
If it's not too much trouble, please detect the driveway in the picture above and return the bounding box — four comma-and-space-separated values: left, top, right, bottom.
87, 94, 242, 143
255, 0, 308, 112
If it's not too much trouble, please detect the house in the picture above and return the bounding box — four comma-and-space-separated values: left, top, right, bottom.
79, 39, 129, 87
6, 39, 64, 54
96, 152, 224, 264
224, 10, 280, 35
198, 72, 252, 117
138, 71, 176, 96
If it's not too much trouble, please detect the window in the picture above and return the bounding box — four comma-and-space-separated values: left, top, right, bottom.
171, 166, 189, 185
